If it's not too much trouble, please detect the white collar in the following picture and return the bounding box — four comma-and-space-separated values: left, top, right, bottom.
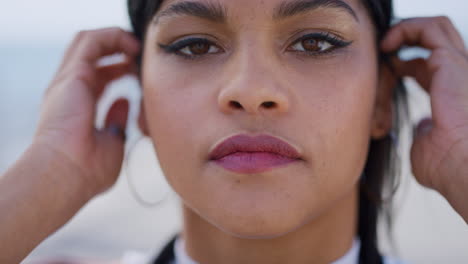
174, 236, 361, 264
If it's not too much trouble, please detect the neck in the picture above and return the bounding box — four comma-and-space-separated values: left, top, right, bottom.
181, 187, 358, 264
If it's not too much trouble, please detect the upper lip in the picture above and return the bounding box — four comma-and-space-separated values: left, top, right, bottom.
209, 134, 302, 160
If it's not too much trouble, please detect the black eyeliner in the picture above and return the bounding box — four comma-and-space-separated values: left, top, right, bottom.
296, 32, 352, 48
157, 32, 352, 60
158, 37, 214, 54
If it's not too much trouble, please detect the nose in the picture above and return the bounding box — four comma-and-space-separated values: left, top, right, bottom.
217, 54, 291, 115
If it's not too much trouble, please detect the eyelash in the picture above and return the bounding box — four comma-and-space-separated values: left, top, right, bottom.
158, 32, 352, 60
288, 32, 352, 56
158, 37, 221, 60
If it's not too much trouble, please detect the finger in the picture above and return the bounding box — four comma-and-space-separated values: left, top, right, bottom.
382, 17, 457, 52
62, 27, 140, 70
410, 118, 436, 189
50, 55, 136, 101
391, 57, 432, 92
436, 16, 466, 52
57, 36, 84, 70
94, 60, 137, 98
98, 62, 134, 83
59, 28, 138, 71
104, 98, 129, 136
94, 99, 130, 193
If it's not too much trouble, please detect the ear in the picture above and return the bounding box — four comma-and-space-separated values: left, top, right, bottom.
138, 99, 150, 136
371, 63, 396, 140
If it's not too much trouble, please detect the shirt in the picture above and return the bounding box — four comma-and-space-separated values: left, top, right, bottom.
172, 236, 361, 264
120, 236, 407, 264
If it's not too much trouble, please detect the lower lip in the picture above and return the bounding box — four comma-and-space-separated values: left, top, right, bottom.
212, 152, 299, 174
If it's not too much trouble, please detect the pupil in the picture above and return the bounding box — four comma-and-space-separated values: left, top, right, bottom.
302, 39, 320, 51
190, 43, 210, 54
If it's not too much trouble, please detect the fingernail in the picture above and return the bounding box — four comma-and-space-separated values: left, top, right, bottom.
107, 124, 126, 141
389, 131, 399, 145
413, 118, 433, 138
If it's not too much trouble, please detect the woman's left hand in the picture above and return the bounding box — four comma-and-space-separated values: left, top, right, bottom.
382, 16, 468, 223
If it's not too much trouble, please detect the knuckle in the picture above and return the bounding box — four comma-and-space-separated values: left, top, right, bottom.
73, 30, 94, 45
428, 48, 460, 70
427, 17, 440, 28
434, 48, 451, 57
436, 15, 451, 25
109, 27, 124, 33
102, 27, 125, 37
76, 28, 116, 41
74, 27, 126, 46
73, 63, 96, 85
43, 86, 53, 99
429, 16, 453, 29
75, 30, 89, 40
428, 51, 443, 70
430, 49, 449, 63
401, 17, 418, 24
75, 63, 94, 78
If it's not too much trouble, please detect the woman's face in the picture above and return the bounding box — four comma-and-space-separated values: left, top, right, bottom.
140, 0, 391, 238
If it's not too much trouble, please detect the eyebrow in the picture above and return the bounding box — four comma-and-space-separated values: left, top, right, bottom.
153, 1, 226, 24
152, 0, 358, 25
274, 0, 359, 21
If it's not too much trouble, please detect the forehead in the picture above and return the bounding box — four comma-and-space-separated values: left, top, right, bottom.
159, 0, 363, 8
156, 0, 366, 22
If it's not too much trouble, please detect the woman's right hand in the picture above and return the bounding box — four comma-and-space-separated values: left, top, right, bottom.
33, 27, 140, 197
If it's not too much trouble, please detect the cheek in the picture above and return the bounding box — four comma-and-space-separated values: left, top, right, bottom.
289, 49, 378, 188
140, 58, 218, 192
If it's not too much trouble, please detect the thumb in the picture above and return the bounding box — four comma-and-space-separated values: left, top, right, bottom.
94, 98, 129, 193
410, 117, 436, 189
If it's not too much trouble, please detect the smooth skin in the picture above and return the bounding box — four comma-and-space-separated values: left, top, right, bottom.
0, 5, 467, 264
382, 17, 468, 221
140, 0, 380, 263
0, 28, 139, 264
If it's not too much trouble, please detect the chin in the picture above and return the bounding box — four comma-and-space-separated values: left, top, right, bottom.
177, 164, 329, 240
212, 210, 314, 240
218, 222, 307, 240
194, 194, 318, 240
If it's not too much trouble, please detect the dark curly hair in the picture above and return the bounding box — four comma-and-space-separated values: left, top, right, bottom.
127, 1, 408, 263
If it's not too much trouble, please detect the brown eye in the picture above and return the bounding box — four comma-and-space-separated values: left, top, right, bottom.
189, 43, 210, 55
290, 36, 334, 53
302, 38, 321, 52
179, 41, 221, 56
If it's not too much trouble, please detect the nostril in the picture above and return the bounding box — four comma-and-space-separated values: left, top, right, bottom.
230, 101, 243, 109
262, 101, 276, 109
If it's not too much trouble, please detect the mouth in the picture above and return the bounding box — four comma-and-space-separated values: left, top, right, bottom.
208, 134, 303, 174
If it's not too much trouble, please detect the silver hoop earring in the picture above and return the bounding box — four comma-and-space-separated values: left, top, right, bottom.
124, 136, 171, 208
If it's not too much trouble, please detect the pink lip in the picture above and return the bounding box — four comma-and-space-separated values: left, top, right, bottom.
209, 134, 302, 174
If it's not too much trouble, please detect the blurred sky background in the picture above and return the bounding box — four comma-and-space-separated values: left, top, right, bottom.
1, 0, 468, 263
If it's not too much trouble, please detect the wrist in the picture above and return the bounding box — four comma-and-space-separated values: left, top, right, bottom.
423, 136, 468, 223
0, 141, 98, 262
27, 140, 98, 204
437, 177, 468, 223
